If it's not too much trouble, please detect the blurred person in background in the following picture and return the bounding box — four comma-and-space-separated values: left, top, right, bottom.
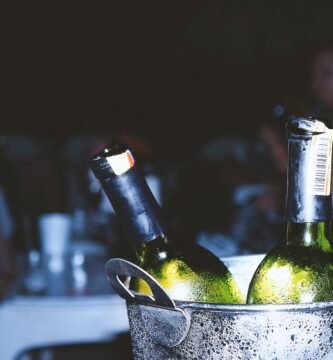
232, 41, 333, 254
230, 120, 286, 254
165, 125, 286, 256
310, 41, 333, 122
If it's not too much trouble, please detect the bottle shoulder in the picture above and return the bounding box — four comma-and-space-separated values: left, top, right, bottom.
134, 240, 245, 303
247, 243, 333, 304
258, 242, 333, 267
139, 240, 231, 274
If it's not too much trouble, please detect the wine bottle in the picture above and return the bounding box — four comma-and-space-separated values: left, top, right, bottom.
247, 116, 333, 304
89, 144, 244, 304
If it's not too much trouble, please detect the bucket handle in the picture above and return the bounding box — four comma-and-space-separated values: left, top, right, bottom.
105, 258, 191, 348
105, 258, 176, 309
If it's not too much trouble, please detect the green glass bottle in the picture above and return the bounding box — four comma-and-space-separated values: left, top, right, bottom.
247, 117, 333, 304
90, 144, 244, 304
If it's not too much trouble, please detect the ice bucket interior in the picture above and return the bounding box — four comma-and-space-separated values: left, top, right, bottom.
221, 254, 265, 300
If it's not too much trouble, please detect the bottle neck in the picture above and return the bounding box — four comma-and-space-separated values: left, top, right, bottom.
100, 167, 168, 246
285, 133, 332, 222
135, 232, 171, 257
286, 222, 333, 251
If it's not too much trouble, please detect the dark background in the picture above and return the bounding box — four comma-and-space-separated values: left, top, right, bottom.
4, 1, 333, 155
2, 0, 333, 252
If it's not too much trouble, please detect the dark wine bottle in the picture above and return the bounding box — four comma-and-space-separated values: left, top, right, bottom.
89, 144, 244, 303
247, 117, 333, 304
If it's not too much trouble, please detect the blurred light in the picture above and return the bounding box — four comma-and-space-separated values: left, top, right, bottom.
48, 256, 65, 272
167, 282, 191, 301
266, 265, 291, 284
299, 292, 315, 303
158, 251, 167, 260
273, 104, 285, 118
89, 181, 101, 193
72, 251, 85, 267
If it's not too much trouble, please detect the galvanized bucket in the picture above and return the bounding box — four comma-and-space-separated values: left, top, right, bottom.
106, 255, 333, 360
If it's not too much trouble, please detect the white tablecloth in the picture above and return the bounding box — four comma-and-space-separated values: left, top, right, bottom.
0, 295, 129, 360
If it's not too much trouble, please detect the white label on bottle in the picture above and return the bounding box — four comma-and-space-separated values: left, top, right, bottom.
309, 130, 333, 196
106, 150, 135, 175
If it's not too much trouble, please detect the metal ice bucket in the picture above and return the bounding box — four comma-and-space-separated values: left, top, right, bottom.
106, 255, 333, 360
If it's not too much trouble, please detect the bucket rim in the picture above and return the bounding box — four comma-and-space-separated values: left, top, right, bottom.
170, 300, 333, 312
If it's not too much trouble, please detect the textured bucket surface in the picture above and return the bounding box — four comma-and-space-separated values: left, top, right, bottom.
128, 303, 333, 359
126, 255, 333, 360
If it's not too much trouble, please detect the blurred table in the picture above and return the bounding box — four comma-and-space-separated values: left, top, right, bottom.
0, 247, 129, 360
0, 295, 129, 360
